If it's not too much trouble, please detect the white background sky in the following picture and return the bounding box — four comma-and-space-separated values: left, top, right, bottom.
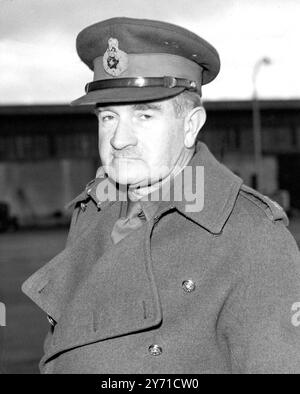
1, 0, 300, 104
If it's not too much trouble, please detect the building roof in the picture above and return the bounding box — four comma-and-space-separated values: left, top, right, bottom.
0, 99, 299, 115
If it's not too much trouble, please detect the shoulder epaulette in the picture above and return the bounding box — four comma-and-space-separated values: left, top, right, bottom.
240, 184, 288, 226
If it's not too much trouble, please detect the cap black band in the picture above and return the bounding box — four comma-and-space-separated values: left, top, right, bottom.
85, 76, 198, 93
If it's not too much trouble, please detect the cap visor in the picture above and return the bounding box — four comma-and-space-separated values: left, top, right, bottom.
71, 86, 185, 106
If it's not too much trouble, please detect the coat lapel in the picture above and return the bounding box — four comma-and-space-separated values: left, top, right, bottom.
22, 208, 162, 365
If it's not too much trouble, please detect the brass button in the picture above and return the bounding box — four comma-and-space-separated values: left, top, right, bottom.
148, 344, 162, 356
190, 81, 197, 89
47, 315, 56, 327
137, 210, 146, 220
80, 202, 87, 212
182, 279, 196, 293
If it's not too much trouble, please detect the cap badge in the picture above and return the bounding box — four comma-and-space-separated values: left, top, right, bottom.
103, 37, 128, 77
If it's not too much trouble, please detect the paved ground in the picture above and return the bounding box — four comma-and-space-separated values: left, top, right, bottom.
0, 219, 300, 374
0, 228, 68, 374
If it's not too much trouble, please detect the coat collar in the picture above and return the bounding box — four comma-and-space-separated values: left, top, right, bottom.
127, 142, 242, 234
68, 142, 242, 235
169, 142, 243, 234
68, 142, 243, 234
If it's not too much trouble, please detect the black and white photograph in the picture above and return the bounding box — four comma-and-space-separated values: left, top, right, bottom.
1, 0, 300, 376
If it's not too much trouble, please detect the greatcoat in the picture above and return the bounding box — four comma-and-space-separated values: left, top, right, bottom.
22, 142, 300, 374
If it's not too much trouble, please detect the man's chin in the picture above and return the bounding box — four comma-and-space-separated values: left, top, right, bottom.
110, 173, 144, 187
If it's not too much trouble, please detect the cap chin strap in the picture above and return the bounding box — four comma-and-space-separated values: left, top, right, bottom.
85, 76, 198, 93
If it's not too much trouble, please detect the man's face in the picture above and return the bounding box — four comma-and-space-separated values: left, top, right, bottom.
96, 98, 186, 187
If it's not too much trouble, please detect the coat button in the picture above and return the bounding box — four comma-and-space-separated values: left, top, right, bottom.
182, 279, 196, 293
80, 202, 87, 212
47, 315, 56, 327
148, 344, 163, 356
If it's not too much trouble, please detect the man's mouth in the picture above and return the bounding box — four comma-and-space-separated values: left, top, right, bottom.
113, 153, 139, 160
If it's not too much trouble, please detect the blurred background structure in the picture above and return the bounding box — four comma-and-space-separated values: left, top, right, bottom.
1, 0, 300, 375
1, 100, 300, 226
252, 57, 272, 192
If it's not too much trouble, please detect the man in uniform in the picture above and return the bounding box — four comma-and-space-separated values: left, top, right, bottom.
22, 17, 300, 374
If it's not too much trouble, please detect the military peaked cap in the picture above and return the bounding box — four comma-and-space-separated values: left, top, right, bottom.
72, 17, 220, 105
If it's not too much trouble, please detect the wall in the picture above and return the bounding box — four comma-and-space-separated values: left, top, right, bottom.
0, 159, 96, 224
223, 152, 278, 195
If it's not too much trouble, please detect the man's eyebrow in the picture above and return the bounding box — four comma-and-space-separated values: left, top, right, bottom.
94, 103, 162, 113
133, 103, 162, 111
95, 106, 114, 112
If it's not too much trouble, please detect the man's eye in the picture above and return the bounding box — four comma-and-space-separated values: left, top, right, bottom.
101, 114, 115, 122
138, 113, 152, 120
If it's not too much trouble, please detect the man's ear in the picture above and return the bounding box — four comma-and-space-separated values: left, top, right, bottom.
184, 106, 206, 148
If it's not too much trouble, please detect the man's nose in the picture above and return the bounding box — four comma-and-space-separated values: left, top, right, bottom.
110, 118, 137, 150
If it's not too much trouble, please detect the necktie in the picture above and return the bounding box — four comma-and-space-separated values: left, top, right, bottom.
111, 200, 145, 244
